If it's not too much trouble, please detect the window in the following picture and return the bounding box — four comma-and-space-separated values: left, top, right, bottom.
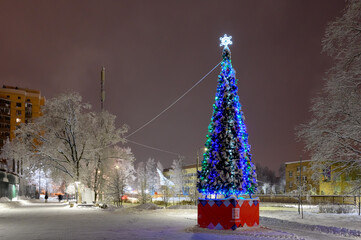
302, 176, 307, 181
17, 96, 21, 99
289, 182, 293, 188
289, 171, 293, 177
16, 110, 21, 116
297, 166, 300, 172
303, 166, 307, 171
16, 102, 21, 107
322, 167, 331, 182
345, 175, 351, 181
336, 175, 341, 182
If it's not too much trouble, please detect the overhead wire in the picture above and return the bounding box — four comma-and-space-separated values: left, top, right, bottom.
126, 139, 181, 156
125, 61, 221, 139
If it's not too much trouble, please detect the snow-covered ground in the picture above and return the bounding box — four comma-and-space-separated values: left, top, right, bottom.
0, 199, 360, 240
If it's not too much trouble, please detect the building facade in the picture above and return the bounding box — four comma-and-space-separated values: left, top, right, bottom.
285, 160, 360, 195
0, 85, 45, 144
163, 163, 200, 196
285, 160, 318, 194
0, 85, 45, 199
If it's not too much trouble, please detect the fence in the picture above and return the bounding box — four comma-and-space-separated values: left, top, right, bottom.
255, 194, 360, 205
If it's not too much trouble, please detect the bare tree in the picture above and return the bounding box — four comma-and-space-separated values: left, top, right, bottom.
297, 0, 361, 191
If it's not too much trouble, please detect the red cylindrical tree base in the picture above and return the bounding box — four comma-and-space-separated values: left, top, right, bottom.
198, 197, 259, 230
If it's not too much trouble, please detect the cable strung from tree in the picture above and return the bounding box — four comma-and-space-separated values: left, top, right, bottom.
126, 139, 181, 156
125, 61, 222, 139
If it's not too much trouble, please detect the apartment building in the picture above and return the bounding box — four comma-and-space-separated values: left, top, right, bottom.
285, 160, 360, 195
285, 160, 318, 194
0, 85, 45, 143
0, 85, 45, 199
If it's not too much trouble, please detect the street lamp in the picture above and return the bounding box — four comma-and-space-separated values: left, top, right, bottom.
196, 147, 207, 172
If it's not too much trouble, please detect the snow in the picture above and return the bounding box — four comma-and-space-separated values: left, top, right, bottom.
259, 203, 361, 232
167, 204, 197, 209
133, 203, 162, 210
0, 200, 360, 240
0, 197, 10, 202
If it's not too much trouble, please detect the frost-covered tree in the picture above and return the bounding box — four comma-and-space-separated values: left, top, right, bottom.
105, 147, 135, 206
1, 92, 127, 201
298, 0, 361, 191
136, 161, 149, 204
278, 164, 286, 194
146, 158, 160, 199
156, 162, 172, 207
85, 111, 128, 201
170, 157, 185, 200
135, 158, 160, 203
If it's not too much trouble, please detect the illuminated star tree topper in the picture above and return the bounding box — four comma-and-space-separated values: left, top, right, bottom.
220, 34, 232, 48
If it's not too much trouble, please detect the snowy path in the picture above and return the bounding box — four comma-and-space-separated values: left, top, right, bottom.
0, 201, 360, 240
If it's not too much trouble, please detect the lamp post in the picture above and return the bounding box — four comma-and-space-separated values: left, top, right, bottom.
195, 147, 207, 205
196, 147, 207, 173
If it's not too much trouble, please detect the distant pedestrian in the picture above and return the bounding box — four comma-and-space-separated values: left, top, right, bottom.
58, 194, 63, 202
45, 192, 48, 203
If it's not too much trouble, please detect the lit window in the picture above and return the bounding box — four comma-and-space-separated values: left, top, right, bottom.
16, 118, 21, 123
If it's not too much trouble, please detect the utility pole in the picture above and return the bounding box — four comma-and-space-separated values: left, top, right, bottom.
299, 156, 304, 219
96, 66, 106, 203
101, 67, 105, 111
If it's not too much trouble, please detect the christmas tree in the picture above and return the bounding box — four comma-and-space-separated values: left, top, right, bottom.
197, 35, 257, 199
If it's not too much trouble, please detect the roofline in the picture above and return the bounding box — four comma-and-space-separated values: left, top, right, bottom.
285, 159, 312, 164
163, 163, 202, 172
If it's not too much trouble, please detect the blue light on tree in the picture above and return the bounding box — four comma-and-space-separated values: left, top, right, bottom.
197, 35, 258, 199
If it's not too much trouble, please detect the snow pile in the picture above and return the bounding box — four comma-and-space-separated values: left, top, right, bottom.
0, 197, 10, 202
167, 205, 197, 209
261, 216, 361, 238
133, 203, 161, 210
283, 204, 318, 209
318, 204, 356, 214
0, 201, 23, 209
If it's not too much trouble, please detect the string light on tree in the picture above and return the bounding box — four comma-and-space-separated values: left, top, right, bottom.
197, 34, 258, 199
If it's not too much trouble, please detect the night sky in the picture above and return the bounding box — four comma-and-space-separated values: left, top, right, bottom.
0, 1, 345, 173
